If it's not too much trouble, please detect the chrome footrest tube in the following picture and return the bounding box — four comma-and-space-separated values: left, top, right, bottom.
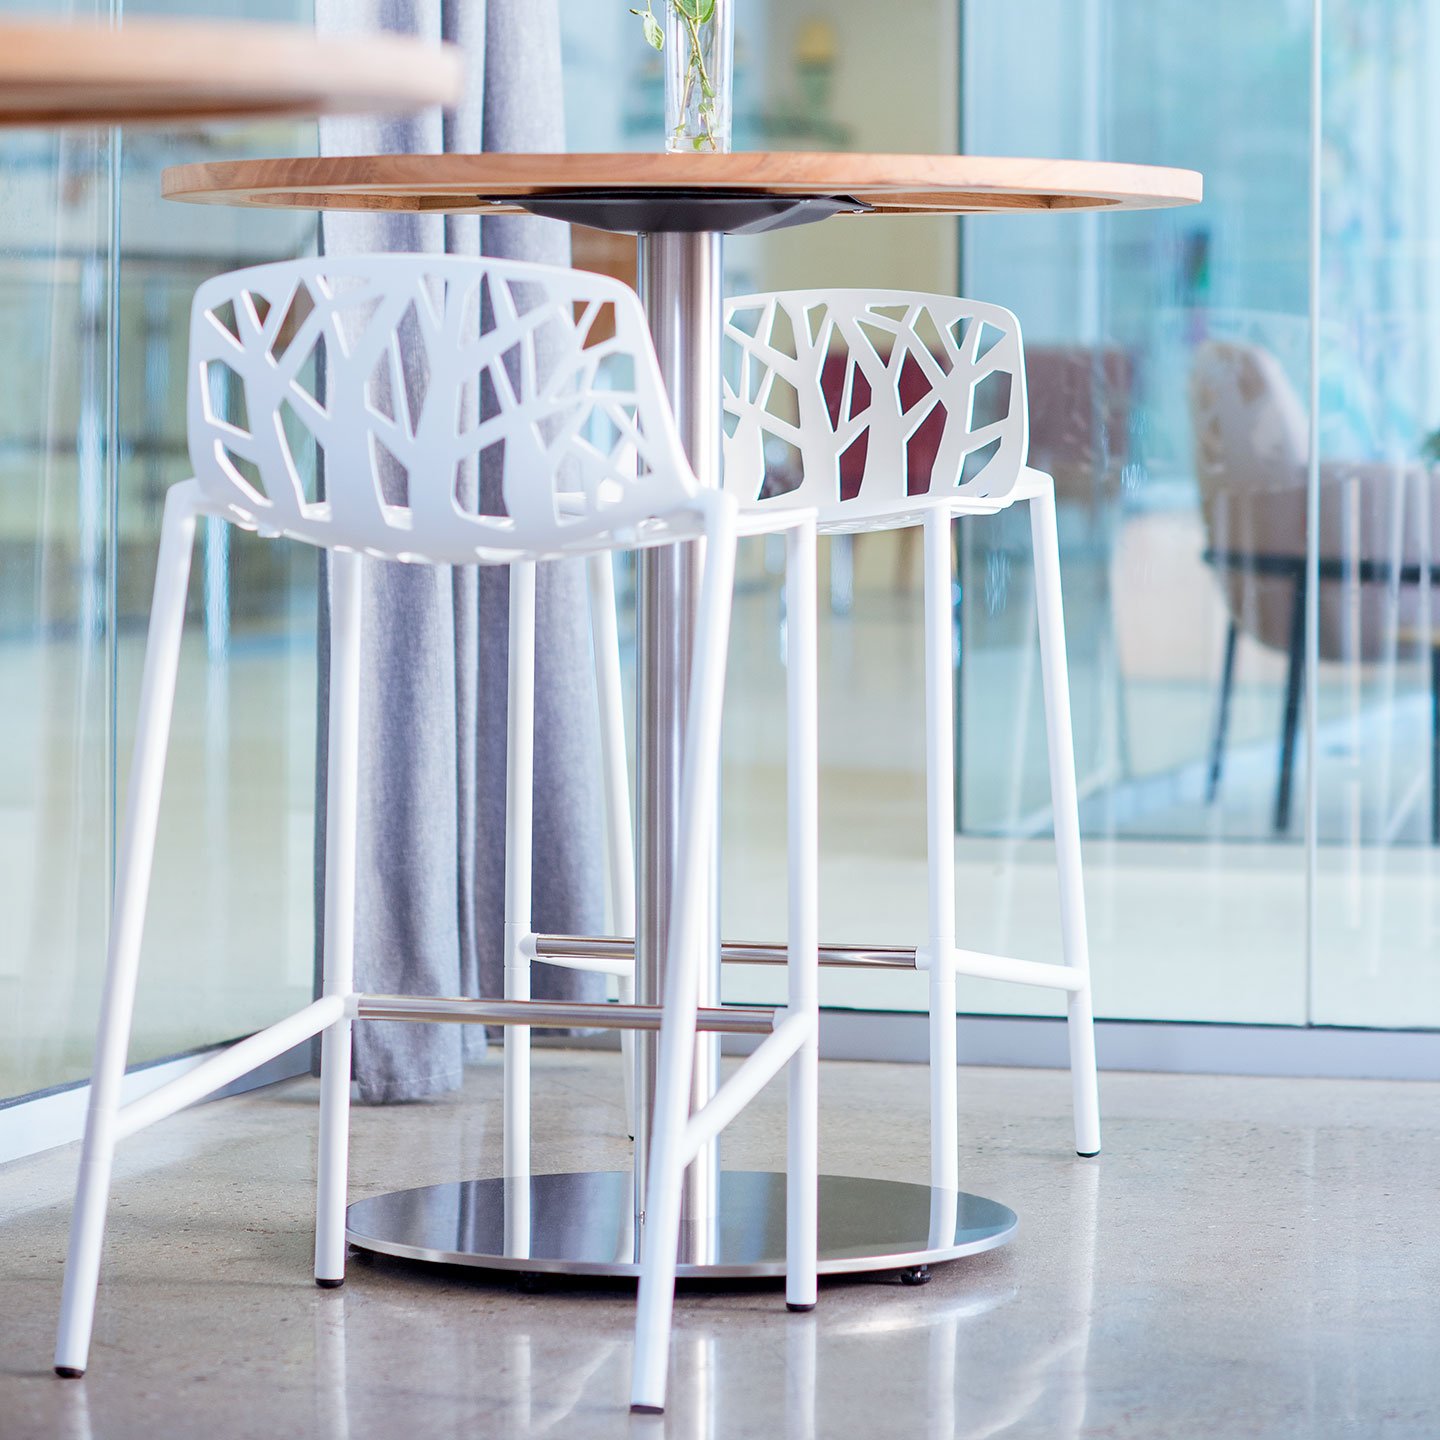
531, 934, 920, 970
352, 994, 778, 1035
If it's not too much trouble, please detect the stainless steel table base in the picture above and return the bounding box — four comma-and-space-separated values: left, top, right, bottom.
346, 1172, 1016, 1279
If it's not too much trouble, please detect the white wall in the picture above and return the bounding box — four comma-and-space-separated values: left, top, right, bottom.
732, 0, 959, 295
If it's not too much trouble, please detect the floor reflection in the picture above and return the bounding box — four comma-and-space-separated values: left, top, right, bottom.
302, 1159, 1096, 1439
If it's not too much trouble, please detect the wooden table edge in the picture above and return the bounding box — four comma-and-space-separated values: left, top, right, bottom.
160, 152, 1204, 215
0, 19, 464, 126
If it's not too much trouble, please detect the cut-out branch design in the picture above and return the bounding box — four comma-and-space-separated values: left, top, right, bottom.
723, 290, 1030, 521
188, 256, 695, 563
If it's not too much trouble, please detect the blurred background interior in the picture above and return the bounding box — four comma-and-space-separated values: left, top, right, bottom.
4, 0, 1436, 1110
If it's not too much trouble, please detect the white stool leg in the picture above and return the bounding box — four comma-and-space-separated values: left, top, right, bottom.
504, 561, 537, 1185
315, 549, 363, 1286
587, 552, 638, 1137
1029, 480, 1101, 1157
784, 517, 819, 1312
631, 503, 739, 1415
922, 509, 959, 1194
55, 482, 202, 1378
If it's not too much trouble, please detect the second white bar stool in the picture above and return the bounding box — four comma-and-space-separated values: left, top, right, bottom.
717, 289, 1099, 1186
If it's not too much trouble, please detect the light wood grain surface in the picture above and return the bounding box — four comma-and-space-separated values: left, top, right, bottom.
162, 151, 1202, 217
0, 18, 462, 127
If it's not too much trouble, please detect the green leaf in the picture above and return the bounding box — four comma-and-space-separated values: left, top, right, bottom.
700, 73, 715, 99
672, 0, 701, 19
693, 134, 708, 150
642, 11, 663, 47
696, 0, 716, 22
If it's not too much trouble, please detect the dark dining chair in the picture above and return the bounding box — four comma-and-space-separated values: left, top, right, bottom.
1190, 339, 1440, 837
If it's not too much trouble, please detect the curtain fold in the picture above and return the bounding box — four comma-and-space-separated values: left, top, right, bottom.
314, 0, 606, 1104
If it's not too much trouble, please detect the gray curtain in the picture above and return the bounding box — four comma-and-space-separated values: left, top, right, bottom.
314, 0, 606, 1103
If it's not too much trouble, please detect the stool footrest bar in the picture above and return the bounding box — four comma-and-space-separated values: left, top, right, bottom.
946, 947, 1087, 992
724, 942, 918, 968
530, 934, 919, 970
529, 936, 1084, 989
353, 994, 778, 1035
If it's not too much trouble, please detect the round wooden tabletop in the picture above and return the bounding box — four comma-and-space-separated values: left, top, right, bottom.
0, 18, 463, 128
161, 151, 1203, 221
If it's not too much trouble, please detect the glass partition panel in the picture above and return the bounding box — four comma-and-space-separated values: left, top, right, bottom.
0, 0, 321, 1106
12, 0, 1423, 1109
1310, 0, 1440, 1027
563, 1, 961, 1018
958, 0, 1313, 1022
721, 2, 960, 1015
563, 1, 1319, 1027
115, 0, 320, 1064
0, 115, 115, 1099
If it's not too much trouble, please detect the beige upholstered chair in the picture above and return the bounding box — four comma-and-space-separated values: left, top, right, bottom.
1189, 339, 1440, 834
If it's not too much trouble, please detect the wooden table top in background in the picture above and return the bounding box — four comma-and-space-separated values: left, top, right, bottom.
161, 151, 1203, 217
0, 18, 462, 128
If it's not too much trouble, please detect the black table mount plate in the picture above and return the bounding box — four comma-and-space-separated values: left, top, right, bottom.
495, 188, 873, 235
346, 1170, 1018, 1280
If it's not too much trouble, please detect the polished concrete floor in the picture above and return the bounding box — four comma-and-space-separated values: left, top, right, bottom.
2, 1051, 1439, 1439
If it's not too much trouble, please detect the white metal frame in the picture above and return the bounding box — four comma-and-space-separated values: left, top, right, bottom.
560, 291, 1098, 1186
720, 288, 1099, 1176
51, 255, 819, 1419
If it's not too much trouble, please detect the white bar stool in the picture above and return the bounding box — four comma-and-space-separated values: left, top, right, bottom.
550, 289, 1099, 1187
50, 254, 819, 1418
718, 290, 1099, 1183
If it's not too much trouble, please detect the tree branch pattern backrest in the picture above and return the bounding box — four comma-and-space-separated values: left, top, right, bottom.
722, 290, 1030, 524
187, 255, 696, 564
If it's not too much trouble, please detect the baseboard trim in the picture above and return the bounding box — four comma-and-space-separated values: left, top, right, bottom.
812, 1010, 1440, 1081
0, 1041, 310, 1166
8, 1011, 1434, 1170
553, 1009, 1440, 1080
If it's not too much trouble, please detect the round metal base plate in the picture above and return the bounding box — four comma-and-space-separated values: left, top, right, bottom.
346, 1171, 1016, 1279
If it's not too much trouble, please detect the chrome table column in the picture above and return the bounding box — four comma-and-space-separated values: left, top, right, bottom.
634, 229, 722, 1256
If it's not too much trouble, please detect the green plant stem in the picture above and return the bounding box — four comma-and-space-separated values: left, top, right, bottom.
675, 6, 717, 149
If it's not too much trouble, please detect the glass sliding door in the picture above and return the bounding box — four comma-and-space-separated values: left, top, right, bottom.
957, 0, 1315, 1023
962, 0, 1440, 1035
1309, 0, 1440, 1028
571, 0, 1429, 1035
0, 0, 322, 1107
113, 93, 321, 1070
0, 109, 116, 1101
11, 0, 1433, 1113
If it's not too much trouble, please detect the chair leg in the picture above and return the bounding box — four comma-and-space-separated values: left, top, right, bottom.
784, 518, 819, 1313
504, 562, 538, 1187
631, 504, 739, 1415
1029, 483, 1101, 1158
1206, 620, 1239, 804
314, 550, 363, 1287
1274, 575, 1306, 834
922, 509, 959, 1194
55, 483, 201, 1378
587, 551, 638, 1138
